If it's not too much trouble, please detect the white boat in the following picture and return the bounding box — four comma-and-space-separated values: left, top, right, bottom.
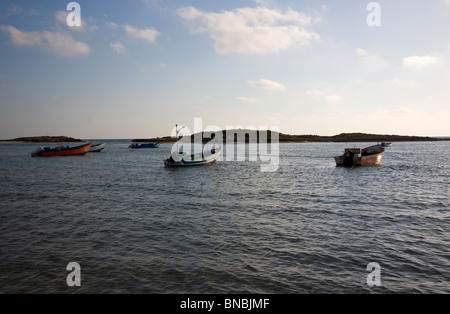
164, 146, 221, 167
89, 143, 107, 152
334, 144, 385, 167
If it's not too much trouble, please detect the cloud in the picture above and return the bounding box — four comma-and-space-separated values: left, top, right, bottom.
42, 31, 90, 57
110, 42, 126, 54
355, 48, 368, 56
106, 21, 119, 28
307, 90, 341, 103
325, 94, 341, 102
355, 48, 390, 71
177, 6, 320, 55
391, 79, 420, 87
0, 25, 42, 46
7, 4, 23, 16
55, 10, 68, 25
236, 97, 259, 102
141, 0, 162, 7
124, 25, 159, 43
403, 55, 444, 69
1, 25, 90, 57
248, 79, 286, 91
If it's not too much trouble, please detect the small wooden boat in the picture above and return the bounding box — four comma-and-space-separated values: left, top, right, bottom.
89, 143, 107, 152
335, 144, 385, 167
31, 143, 91, 157
129, 142, 160, 149
164, 147, 221, 167
380, 142, 392, 148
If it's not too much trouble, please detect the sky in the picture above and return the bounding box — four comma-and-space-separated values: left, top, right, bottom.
1, 0, 450, 139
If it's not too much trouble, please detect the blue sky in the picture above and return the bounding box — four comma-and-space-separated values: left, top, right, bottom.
1, 0, 450, 139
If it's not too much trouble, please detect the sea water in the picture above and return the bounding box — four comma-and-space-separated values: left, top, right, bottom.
0, 142, 448, 293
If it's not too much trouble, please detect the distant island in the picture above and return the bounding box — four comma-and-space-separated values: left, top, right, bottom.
132, 131, 445, 143
0, 136, 83, 143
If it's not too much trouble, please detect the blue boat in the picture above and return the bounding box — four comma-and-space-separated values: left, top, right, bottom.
129, 142, 160, 149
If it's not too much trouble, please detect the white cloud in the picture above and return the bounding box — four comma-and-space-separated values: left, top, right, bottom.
236, 97, 259, 103
106, 21, 119, 28
248, 79, 286, 91
55, 10, 68, 25
178, 6, 320, 55
306, 90, 325, 96
355, 48, 368, 56
110, 42, 126, 54
1, 25, 90, 57
7, 4, 23, 16
325, 94, 341, 102
124, 25, 159, 43
42, 31, 90, 57
307, 90, 341, 103
141, 0, 162, 7
356, 48, 390, 71
391, 79, 420, 87
0, 25, 42, 46
403, 55, 444, 69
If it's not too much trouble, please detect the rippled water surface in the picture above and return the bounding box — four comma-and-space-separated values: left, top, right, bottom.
0, 142, 448, 293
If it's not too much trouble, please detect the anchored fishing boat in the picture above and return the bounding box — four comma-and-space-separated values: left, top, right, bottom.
335, 144, 385, 167
31, 143, 91, 157
129, 142, 160, 149
164, 123, 221, 167
89, 143, 107, 152
380, 142, 392, 148
164, 146, 221, 167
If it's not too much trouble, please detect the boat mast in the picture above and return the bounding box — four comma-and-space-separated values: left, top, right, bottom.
175, 124, 185, 153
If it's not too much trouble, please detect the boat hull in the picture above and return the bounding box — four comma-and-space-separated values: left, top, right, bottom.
130, 143, 160, 149
164, 158, 218, 167
32, 143, 91, 157
361, 151, 384, 166
335, 144, 385, 167
164, 148, 221, 167
89, 143, 107, 152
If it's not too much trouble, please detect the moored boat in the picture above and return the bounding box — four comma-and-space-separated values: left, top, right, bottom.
89, 143, 107, 152
164, 146, 221, 167
380, 142, 392, 147
129, 142, 160, 149
31, 143, 91, 157
335, 144, 385, 167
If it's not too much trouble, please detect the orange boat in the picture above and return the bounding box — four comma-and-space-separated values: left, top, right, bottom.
31, 143, 91, 157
